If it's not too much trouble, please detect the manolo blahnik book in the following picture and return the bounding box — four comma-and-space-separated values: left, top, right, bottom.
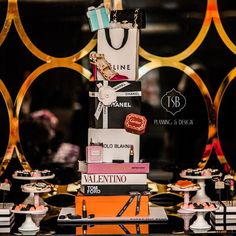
80, 184, 148, 195
78, 161, 149, 174
81, 173, 147, 185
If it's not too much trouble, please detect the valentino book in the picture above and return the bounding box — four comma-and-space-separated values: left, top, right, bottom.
81, 173, 147, 185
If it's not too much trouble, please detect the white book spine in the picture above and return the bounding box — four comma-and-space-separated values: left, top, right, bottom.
81, 173, 147, 185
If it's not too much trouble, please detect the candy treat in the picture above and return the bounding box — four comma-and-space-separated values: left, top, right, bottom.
14, 169, 53, 177
181, 168, 221, 177
31, 170, 41, 177
41, 170, 52, 176
183, 202, 216, 210
12, 203, 46, 212
175, 180, 196, 189
14, 170, 31, 177
0, 179, 11, 191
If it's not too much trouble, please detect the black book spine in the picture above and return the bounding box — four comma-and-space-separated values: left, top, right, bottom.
81, 184, 148, 196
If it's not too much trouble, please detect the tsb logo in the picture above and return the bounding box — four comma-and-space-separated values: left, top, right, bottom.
161, 88, 186, 115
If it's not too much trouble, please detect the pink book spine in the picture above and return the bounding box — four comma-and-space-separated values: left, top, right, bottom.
84, 163, 150, 174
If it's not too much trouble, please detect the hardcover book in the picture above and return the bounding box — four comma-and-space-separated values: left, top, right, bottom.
0, 213, 14, 223
0, 223, 14, 233
0, 203, 14, 215
211, 201, 236, 219
210, 219, 236, 230
75, 194, 149, 217
78, 161, 150, 174
80, 184, 148, 195
81, 173, 147, 185
210, 214, 236, 224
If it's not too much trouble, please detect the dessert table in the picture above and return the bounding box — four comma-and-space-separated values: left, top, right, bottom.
4, 205, 234, 235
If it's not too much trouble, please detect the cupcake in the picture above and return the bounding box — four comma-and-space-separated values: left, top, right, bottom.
31, 170, 41, 177
15, 170, 22, 176
22, 170, 31, 177
188, 204, 194, 209
35, 205, 45, 211
41, 170, 52, 176
202, 169, 211, 176
209, 203, 216, 209
181, 170, 187, 176
15, 205, 21, 211
186, 169, 193, 176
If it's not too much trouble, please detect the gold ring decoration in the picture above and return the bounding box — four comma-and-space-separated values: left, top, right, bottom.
213, 67, 236, 171
214, 68, 236, 123
0, 0, 13, 46
212, 0, 236, 55
0, 0, 235, 179
0, 0, 96, 176
0, 80, 14, 175
14, 0, 97, 62
15, 62, 92, 117
0, 61, 92, 175
139, 0, 211, 62
139, 61, 214, 169
0, 80, 32, 175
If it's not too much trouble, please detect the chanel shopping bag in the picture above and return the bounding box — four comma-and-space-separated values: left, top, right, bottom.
89, 80, 141, 129
97, 28, 139, 81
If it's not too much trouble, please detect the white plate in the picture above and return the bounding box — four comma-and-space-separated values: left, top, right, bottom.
12, 174, 55, 180
21, 187, 52, 194
181, 205, 218, 212
11, 207, 48, 215
169, 184, 200, 192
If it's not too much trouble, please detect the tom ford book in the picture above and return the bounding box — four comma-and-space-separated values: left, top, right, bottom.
80, 184, 148, 195
81, 173, 147, 185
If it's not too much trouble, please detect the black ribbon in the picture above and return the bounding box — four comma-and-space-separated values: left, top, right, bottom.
105, 29, 129, 50
221, 201, 227, 230
116, 195, 135, 217
136, 224, 140, 234
118, 224, 131, 234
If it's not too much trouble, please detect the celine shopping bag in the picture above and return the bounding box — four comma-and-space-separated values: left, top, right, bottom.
97, 28, 139, 81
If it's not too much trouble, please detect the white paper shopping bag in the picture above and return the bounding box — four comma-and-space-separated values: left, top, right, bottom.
97, 28, 139, 80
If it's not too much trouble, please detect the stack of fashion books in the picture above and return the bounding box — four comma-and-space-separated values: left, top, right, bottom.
77, 160, 151, 218
0, 203, 14, 233
210, 201, 236, 230
79, 161, 149, 195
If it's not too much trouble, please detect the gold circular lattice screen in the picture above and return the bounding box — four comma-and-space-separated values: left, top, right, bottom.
0, 0, 235, 176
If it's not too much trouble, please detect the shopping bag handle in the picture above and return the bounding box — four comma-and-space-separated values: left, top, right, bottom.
105, 28, 129, 50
